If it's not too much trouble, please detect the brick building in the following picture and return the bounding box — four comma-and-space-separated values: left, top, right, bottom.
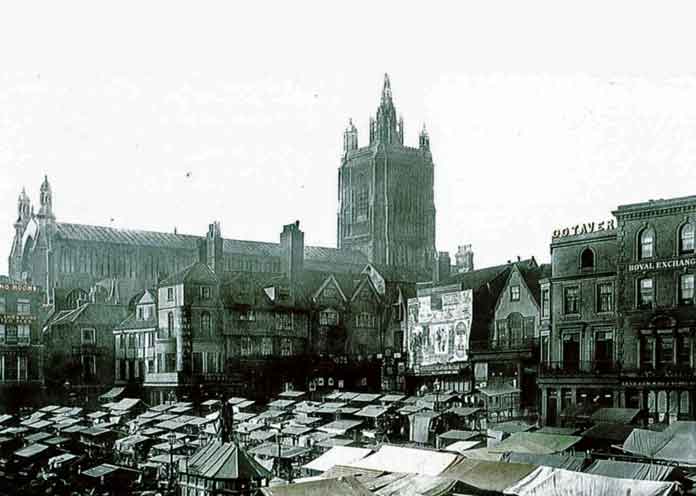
0, 277, 44, 412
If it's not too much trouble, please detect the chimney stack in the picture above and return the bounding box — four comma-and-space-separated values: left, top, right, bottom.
280, 220, 304, 285
438, 251, 451, 282
455, 245, 474, 273
199, 221, 223, 273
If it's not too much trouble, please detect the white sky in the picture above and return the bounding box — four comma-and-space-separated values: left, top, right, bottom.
2, 1, 696, 272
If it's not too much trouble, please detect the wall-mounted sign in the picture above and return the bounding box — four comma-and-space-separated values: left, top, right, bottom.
0, 314, 36, 324
553, 220, 616, 239
0, 283, 38, 293
628, 257, 696, 272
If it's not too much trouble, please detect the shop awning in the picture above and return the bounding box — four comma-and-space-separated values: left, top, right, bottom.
303, 446, 372, 473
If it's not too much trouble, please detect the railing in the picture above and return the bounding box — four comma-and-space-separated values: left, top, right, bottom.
539, 360, 621, 376
470, 337, 539, 352
622, 363, 696, 378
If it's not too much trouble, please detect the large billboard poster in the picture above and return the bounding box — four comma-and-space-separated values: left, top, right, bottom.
406, 289, 473, 370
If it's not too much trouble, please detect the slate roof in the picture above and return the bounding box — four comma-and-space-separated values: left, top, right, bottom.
55, 222, 367, 266
47, 303, 128, 328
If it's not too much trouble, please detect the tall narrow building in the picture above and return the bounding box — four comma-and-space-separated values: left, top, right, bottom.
337, 74, 436, 271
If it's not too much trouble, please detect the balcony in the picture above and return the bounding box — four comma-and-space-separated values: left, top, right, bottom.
539, 360, 621, 377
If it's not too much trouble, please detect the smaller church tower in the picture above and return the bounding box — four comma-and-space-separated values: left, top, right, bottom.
8, 188, 33, 280
37, 175, 55, 220
419, 124, 430, 151
343, 118, 358, 155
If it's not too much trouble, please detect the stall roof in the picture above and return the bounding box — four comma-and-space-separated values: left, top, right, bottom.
443, 458, 537, 493
55, 418, 82, 429
185, 417, 210, 427
250, 443, 311, 460
81, 426, 113, 437
63, 425, 88, 434
87, 411, 110, 420
338, 407, 361, 415
155, 420, 186, 431
398, 405, 425, 415
15, 443, 51, 458
49, 453, 78, 465
39, 405, 61, 413
169, 406, 194, 415
256, 409, 287, 421
504, 466, 678, 496
235, 422, 265, 434
490, 432, 582, 455
345, 445, 458, 476
227, 397, 248, 405
268, 399, 296, 410
622, 422, 696, 464
201, 399, 221, 407
25, 431, 53, 443
250, 430, 276, 442
321, 464, 384, 482
503, 452, 586, 471
590, 407, 642, 425
441, 440, 484, 454
259, 475, 372, 496
24, 419, 52, 430
445, 407, 482, 418
420, 393, 458, 404
325, 392, 344, 401
150, 404, 174, 412
304, 446, 372, 473
234, 400, 256, 410
353, 393, 382, 403
380, 394, 406, 403
355, 405, 390, 418
141, 427, 165, 437
291, 415, 322, 426
438, 430, 481, 442
278, 390, 306, 399
99, 387, 125, 401
488, 420, 535, 435
149, 453, 187, 464
319, 420, 363, 436
458, 447, 504, 462
338, 392, 361, 401
82, 463, 121, 478
233, 412, 257, 423
282, 425, 313, 437
317, 437, 355, 449
582, 422, 634, 443
0, 414, 12, 425
371, 473, 460, 496
536, 426, 581, 436
586, 459, 676, 481
316, 402, 346, 415
111, 398, 143, 412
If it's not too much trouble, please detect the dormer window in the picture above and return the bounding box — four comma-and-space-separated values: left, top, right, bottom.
639, 227, 655, 259
581, 248, 595, 270
200, 286, 211, 300
137, 307, 144, 320
680, 223, 695, 254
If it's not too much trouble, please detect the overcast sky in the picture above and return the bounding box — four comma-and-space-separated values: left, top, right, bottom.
2, 2, 696, 272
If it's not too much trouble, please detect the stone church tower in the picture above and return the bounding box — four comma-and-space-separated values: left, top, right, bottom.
337, 74, 436, 271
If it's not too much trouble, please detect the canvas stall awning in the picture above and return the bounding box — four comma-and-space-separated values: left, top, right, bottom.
410, 411, 440, 444
441, 440, 484, 454
438, 430, 480, 442
623, 422, 696, 464
372, 473, 460, 496
490, 432, 582, 455
99, 387, 125, 401
259, 475, 372, 496
319, 420, 363, 436
303, 446, 372, 473
586, 459, 675, 481
355, 405, 390, 418
503, 466, 678, 496
442, 458, 537, 493
344, 445, 458, 476
503, 452, 586, 471
590, 407, 642, 424
582, 422, 634, 443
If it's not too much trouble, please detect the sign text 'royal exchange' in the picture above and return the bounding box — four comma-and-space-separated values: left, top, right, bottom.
628, 257, 696, 272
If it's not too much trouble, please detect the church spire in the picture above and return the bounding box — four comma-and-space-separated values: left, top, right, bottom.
370, 73, 400, 146
343, 118, 358, 154
419, 123, 430, 150
38, 175, 54, 220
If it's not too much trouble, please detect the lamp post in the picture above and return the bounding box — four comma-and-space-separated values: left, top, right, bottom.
433, 379, 441, 413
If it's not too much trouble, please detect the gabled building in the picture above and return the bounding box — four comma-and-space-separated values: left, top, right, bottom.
113, 290, 158, 395
469, 260, 550, 423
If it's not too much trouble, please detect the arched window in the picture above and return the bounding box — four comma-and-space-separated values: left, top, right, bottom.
680, 223, 695, 254
580, 248, 595, 269
201, 311, 212, 335
639, 227, 655, 259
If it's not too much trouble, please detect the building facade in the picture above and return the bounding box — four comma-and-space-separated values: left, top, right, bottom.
615, 196, 696, 423
337, 74, 436, 272
0, 277, 44, 412
538, 222, 618, 426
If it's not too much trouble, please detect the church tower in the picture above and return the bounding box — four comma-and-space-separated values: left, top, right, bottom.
337, 74, 436, 271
